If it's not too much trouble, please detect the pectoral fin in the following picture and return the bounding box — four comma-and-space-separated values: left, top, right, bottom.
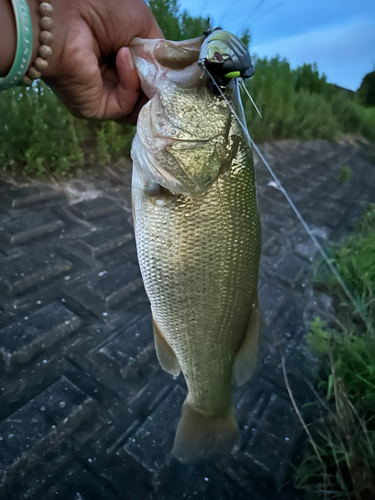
153, 317, 181, 376
233, 298, 260, 386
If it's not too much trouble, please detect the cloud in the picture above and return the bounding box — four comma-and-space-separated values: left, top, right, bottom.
180, 0, 375, 45
251, 19, 375, 89
179, 0, 374, 89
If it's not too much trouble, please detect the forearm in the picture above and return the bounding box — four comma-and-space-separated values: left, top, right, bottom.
0, 0, 41, 77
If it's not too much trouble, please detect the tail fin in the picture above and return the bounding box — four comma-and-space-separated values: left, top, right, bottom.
172, 401, 239, 463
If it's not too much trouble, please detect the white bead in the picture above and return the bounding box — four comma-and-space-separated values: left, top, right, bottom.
28, 66, 41, 79
40, 16, 54, 31
34, 57, 48, 72
39, 45, 52, 59
39, 2, 53, 16
21, 75, 34, 86
40, 30, 53, 45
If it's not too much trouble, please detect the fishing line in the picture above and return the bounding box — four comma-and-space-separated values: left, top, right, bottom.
239, 78, 262, 118
204, 66, 371, 331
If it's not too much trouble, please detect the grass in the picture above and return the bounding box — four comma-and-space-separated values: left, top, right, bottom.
294, 204, 375, 499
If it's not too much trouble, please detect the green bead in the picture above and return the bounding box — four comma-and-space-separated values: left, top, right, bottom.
225, 71, 241, 79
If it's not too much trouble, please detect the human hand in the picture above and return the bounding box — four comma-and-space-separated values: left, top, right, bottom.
48, 0, 163, 122
0, 0, 163, 122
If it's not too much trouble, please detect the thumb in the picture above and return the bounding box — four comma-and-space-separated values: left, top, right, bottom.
101, 47, 141, 119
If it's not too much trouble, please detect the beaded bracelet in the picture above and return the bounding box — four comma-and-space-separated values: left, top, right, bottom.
0, 1, 54, 91
21, 1, 54, 86
0, 0, 33, 91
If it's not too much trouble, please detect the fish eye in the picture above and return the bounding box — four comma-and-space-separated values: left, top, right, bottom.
214, 52, 223, 62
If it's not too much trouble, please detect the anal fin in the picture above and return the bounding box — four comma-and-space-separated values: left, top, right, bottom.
153, 317, 181, 376
233, 297, 260, 386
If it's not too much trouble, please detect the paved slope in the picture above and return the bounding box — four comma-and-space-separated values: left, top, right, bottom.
0, 139, 374, 500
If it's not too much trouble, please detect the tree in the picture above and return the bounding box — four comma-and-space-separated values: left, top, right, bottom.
294, 63, 336, 100
240, 29, 251, 50
148, 0, 248, 43
148, 0, 207, 41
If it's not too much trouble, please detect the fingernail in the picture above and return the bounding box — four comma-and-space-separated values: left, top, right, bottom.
124, 48, 134, 70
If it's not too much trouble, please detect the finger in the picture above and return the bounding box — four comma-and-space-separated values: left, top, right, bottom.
138, 0, 164, 39
102, 66, 119, 90
116, 91, 149, 125
102, 47, 140, 119
111, 0, 164, 49
145, 16, 164, 39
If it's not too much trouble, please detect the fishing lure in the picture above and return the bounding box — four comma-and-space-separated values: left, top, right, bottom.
199, 28, 262, 118
199, 28, 254, 87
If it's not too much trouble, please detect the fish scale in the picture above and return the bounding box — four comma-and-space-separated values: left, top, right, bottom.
133, 139, 259, 414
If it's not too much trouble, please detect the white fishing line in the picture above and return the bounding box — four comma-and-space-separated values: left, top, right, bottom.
204, 66, 371, 331
240, 78, 262, 118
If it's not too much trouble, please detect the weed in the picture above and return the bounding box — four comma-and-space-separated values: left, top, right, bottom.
295, 204, 375, 499
337, 166, 352, 184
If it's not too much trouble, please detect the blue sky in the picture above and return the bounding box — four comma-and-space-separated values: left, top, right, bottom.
178, 0, 375, 90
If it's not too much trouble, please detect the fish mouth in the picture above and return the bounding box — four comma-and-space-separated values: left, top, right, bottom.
129, 36, 206, 99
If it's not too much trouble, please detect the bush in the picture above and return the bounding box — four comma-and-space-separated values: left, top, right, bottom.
244, 56, 296, 142
295, 63, 336, 100
288, 90, 338, 141
96, 121, 135, 167
363, 107, 375, 142
330, 93, 367, 136
0, 83, 86, 175
244, 58, 339, 142
243, 57, 375, 143
358, 70, 375, 108
0, 82, 135, 176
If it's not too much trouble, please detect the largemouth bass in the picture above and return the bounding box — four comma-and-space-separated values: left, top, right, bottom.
130, 34, 261, 462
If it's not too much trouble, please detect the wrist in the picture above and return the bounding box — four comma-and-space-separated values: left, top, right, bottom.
0, 0, 17, 76
37, 0, 73, 79
0, 0, 41, 79
22, 0, 63, 85
26, 0, 42, 71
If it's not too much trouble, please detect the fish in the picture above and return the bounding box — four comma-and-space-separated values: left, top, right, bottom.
129, 33, 261, 463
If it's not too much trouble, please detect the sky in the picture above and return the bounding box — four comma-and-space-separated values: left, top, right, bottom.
178, 0, 375, 90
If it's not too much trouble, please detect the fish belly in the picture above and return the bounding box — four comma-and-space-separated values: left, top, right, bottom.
132, 146, 261, 416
